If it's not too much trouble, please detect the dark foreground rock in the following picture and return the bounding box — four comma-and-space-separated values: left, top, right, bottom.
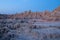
0, 19, 60, 40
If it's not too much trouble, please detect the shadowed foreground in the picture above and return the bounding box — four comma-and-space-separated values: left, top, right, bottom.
0, 19, 60, 40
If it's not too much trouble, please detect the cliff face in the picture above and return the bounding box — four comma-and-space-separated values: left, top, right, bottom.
0, 6, 60, 21
7, 11, 42, 19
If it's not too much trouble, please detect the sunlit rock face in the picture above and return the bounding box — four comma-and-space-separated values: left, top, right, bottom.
53, 6, 60, 12
0, 6, 60, 21
0, 6, 60, 40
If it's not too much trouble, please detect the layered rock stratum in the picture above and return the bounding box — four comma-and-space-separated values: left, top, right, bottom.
0, 6, 60, 21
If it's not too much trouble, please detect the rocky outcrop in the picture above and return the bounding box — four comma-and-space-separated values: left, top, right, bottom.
0, 6, 60, 21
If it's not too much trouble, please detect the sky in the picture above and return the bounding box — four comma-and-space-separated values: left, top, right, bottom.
0, 0, 60, 14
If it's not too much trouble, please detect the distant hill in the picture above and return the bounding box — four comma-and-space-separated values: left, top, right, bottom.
0, 6, 60, 21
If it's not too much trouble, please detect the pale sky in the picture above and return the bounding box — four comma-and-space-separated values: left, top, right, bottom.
0, 0, 60, 14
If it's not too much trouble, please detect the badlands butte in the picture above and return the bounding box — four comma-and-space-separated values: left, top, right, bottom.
0, 6, 60, 21
0, 6, 60, 40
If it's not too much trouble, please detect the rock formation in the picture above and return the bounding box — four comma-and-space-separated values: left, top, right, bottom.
0, 6, 60, 21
